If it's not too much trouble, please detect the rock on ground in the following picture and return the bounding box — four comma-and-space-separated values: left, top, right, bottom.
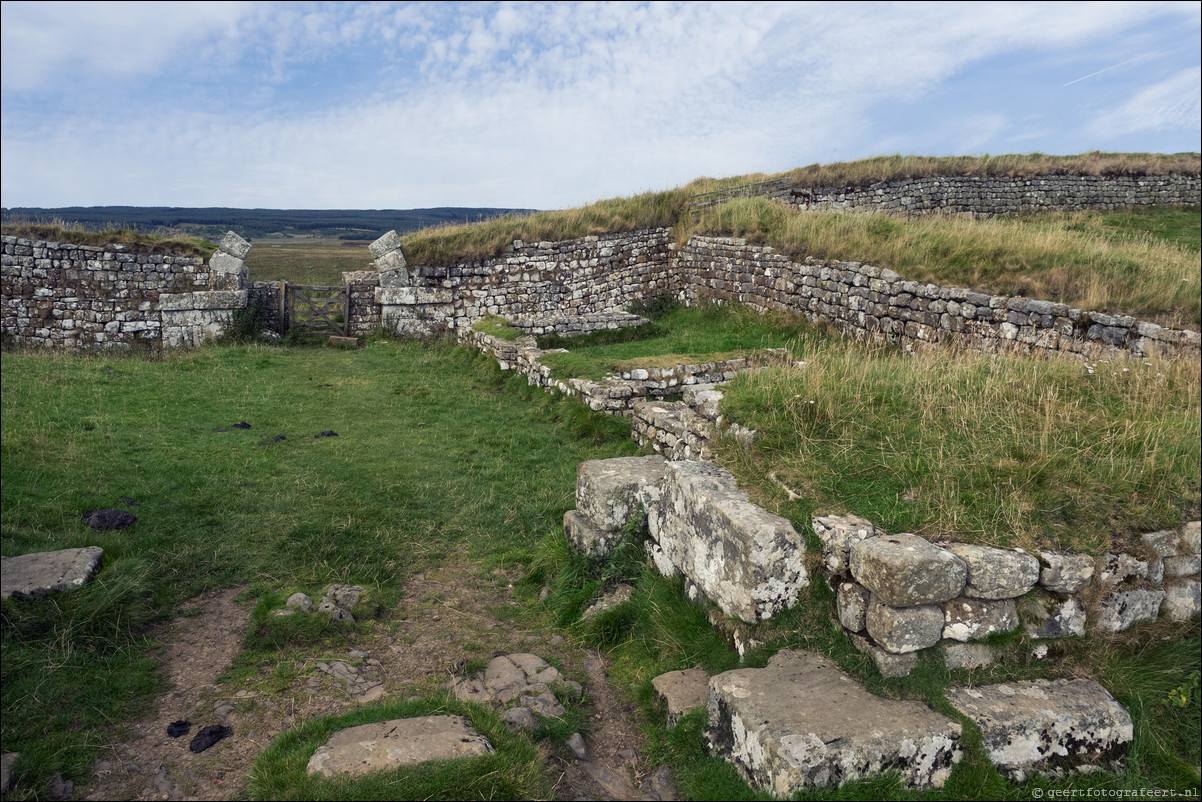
706, 650, 961, 795
945, 679, 1133, 781
651, 667, 710, 726
1, 546, 104, 600
306, 716, 493, 777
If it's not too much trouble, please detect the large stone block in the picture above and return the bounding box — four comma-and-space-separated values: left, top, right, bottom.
707, 650, 960, 794
575, 455, 668, 533
849, 534, 966, 607
1161, 579, 1201, 621
865, 596, 944, 653
945, 544, 1039, 599
941, 597, 1019, 642
1095, 588, 1166, 633
1025, 597, 1087, 639
1, 546, 104, 599
649, 460, 807, 622
1037, 551, 1095, 594
306, 716, 493, 777
369, 229, 404, 260
376, 287, 451, 305
946, 680, 1132, 781
218, 230, 252, 260
652, 666, 709, 726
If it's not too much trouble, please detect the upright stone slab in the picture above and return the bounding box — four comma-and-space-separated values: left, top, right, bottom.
707, 650, 961, 794
1, 547, 104, 600
850, 534, 966, 607
209, 231, 250, 291
306, 716, 493, 777
648, 460, 808, 622
946, 680, 1133, 781
371, 230, 410, 288
574, 455, 668, 539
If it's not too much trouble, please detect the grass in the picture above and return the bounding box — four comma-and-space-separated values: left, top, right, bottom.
471, 316, 524, 341
715, 338, 1201, 554
0, 338, 639, 799
244, 238, 373, 286
536, 304, 817, 381
688, 199, 1202, 327
0, 223, 216, 258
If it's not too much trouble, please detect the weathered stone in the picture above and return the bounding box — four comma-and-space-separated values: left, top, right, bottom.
1, 752, 18, 796
376, 250, 410, 287
368, 230, 404, 260
945, 544, 1039, 599
1181, 521, 1201, 554
946, 680, 1133, 781
848, 632, 920, 678
563, 509, 621, 556
581, 583, 633, 619
316, 599, 355, 622
575, 455, 667, 534
1038, 552, 1095, 594
1098, 553, 1148, 586
1025, 597, 1087, 639
324, 584, 365, 610
707, 650, 961, 794
450, 653, 564, 706
648, 460, 808, 622
1161, 579, 1201, 621
942, 597, 1019, 642
286, 592, 313, 612
501, 706, 539, 731
837, 581, 870, 632
375, 286, 451, 305
1, 546, 104, 600
1164, 554, 1201, 578
943, 643, 997, 670
520, 690, 566, 718
82, 508, 137, 530
566, 733, 589, 761
218, 231, 252, 260
306, 716, 493, 777
850, 534, 966, 607
652, 666, 710, 726
812, 514, 881, 576
1141, 529, 1181, 557
865, 596, 944, 654
1095, 588, 1166, 633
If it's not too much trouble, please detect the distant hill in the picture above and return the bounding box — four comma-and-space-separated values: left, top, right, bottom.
0, 206, 537, 242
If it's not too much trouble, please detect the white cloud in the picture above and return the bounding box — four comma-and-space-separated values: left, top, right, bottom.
1087, 67, 1202, 138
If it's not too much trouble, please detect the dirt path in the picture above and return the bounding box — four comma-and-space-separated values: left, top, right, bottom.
79, 556, 670, 801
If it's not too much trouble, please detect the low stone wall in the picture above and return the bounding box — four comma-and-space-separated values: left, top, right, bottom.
677, 236, 1200, 360
787, 173, 1200, 217
815, 515, 1201, 677
2, 232, 250, 349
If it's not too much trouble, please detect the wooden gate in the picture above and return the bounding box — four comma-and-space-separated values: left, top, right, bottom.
285, 283, 348, 337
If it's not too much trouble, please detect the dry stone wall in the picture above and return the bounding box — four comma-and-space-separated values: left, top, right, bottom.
787, 173, 1200, 216
677, 236, 1200, 360
2, 232, 250, 349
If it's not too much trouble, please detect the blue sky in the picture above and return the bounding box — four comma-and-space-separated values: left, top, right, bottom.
2, 1, 1199, 210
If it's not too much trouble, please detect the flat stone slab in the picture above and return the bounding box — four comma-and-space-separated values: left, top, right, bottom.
706, 650, 961, 795
652, 666, 710, 726
306, 716, 493, 777
946, 679, 1133, 781
1, 547, 104, 600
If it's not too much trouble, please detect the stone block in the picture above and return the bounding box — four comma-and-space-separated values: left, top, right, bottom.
1140, 528, 1181, 558
1164, 554, 1201, 578
850, 534, 966, 607
652, 666, 709, 726
812, 514, 881, 576
865, 596, 944, 653
1, 546, 104, 600
941, 597, 1019, 641
375, 286, 451, 305
943, 643, 997, 670
946, 680, 1132, 781
1161, 579, 1201, 621
306, 716, 493, 777
848, 632, 920, 678
648, 460, 807, 622
945, 544, 1039, 599
1181, 521, 1201, 554
1025, 597, 1087, 639
706, 650, 960, 794
837, 581, 870, 632
563, 509, 623, 556
575, 455, 667, 535
1037, 551, 1095, 594
369, 229, 404, 260
218, 231, 252, 260
1095, 588, 1166, 633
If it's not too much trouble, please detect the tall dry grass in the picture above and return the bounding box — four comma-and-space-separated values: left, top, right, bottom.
690, 197, 1201, 326
0, 222, 215, 258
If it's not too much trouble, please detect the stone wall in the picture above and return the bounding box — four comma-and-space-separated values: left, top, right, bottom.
787, 173, 1200, 216
2, 232, 250, 349
676, 236, 1200, 360
815, 515, 1201, 677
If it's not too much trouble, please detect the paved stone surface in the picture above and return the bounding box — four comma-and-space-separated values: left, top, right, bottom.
850, 534, 966, 607
1, 546, 104, 600
946, 679, 1133, 781
706, 650, 961, 794
306, 716, 493, 777
651, 666, 710, 726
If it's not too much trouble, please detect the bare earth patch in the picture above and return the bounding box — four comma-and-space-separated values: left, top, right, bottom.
80, 554, 666, 801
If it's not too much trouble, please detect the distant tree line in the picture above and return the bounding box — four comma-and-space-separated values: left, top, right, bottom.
0, 205, 537, 242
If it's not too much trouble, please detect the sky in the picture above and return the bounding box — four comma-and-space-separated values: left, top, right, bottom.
1, 1, 1199, 211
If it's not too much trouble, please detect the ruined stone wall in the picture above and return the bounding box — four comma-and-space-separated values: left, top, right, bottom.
247, 280, 284, 334
2, 233, 250, 349
676, 236, 1200, 360
788, 173, 1200, 216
